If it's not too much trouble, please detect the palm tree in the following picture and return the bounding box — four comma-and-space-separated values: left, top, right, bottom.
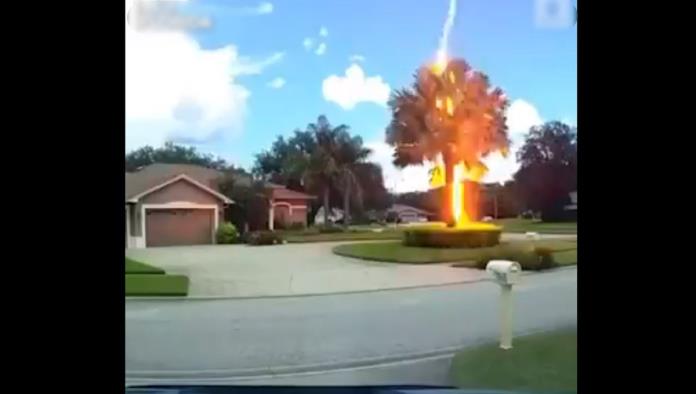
334, 133, 372, 229
386, 58, 510, 226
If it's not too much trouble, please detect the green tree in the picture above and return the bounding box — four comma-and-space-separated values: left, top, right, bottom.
514, 121, 577, 219
253, 116, 379, 227
126, 142, 229, 172
386, 58, 510, 226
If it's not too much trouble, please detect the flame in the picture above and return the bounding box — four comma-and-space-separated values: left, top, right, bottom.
452, 162, 468, 226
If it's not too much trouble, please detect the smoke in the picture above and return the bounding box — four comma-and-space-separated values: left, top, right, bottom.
437, 0, 458, 59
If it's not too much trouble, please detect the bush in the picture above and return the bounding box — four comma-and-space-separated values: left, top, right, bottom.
404, 228, 501, 248
216, 222, 239, 244
318, 224, 345, 234
475, 245, 557, 271
287, 222, 306, 231
245, 230, 284, 246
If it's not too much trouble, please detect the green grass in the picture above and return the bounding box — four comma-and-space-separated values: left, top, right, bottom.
125, 258, 188, 296
492, 218, 577, 234
333, 239, 577, 266
284, 230, 404, 243
552, 249, 578, 266
125, 274, 189, 296
125, 257, 166, 274
449, 328, 577, 392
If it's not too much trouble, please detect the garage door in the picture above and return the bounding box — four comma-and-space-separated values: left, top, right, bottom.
146, 209, 213, 247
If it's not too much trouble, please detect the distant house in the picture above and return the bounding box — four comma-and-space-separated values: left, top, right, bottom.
126, 164, 233, 248
314, 207, 344, 225
386, 204, 434, 223
266, 183, 316, 229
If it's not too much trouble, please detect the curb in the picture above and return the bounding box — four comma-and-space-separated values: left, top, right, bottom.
126, 276, 493, 302
126, 266, 578, 302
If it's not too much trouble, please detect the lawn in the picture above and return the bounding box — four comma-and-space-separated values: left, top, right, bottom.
125, 257, 165, 274
280, 219, 575, 243
125, 258, 188, 296
492, 218, 577, 234
283, 229, 404, 243
333, 239, 577, 266
449, 328, 577, 391
125, 274, 189, 297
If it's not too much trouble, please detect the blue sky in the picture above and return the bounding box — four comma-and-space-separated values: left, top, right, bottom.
126, 0, 576, 192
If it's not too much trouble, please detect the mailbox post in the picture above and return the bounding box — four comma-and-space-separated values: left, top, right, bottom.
486, 260, 521, 350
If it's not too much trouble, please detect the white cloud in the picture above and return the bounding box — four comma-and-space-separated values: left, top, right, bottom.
314, 42, 327, 55
349, 54, 366, 63
303, 37, 314, 51
126, 0, 283, 150
481, 99, 544, 183
506, 99, 543, 135
267, 77, 286, 89
256, 2, 274, 14
319, 26, 328, 37
322, 64, 391, 110
367, 141, 432, 194
366, 99, 546, 191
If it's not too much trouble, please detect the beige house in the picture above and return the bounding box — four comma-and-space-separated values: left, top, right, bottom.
126, 164, 233, 248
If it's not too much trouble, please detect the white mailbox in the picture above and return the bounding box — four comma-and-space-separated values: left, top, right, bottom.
486, 260, 522, 285
485, 259, 521, 350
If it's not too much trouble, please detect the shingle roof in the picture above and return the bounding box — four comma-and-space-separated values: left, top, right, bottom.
268, 185, 316, 200
125, 163, 224, 200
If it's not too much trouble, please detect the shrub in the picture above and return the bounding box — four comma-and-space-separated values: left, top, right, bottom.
216, 222, 239, 244
246, 230, 284, 246
318, 224, 344, 234
475, 245, 558, 271
404, 228, 501, 248
287, 222, 306, 231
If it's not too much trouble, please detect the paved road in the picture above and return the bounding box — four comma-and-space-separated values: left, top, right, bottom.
126, 267, 577, 386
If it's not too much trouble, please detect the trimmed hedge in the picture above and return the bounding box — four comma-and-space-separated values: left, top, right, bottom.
404, 227, 501, 248
126, 274, 189, 296
125, 258, 165, 275
245, 230, 284, 245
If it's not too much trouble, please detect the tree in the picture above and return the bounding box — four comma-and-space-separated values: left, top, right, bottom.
386, 58, 510, 226
333, 132, 372, 229
126, 142, 229, 172
253, 116, 379, 228
514, 121, 577, 219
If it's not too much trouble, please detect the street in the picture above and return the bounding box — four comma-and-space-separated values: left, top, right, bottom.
126, 266, 576, 386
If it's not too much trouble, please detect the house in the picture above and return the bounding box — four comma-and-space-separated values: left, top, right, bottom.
126, 164, 233, 248
386, 204, 434, 223
265, 183, 316, 229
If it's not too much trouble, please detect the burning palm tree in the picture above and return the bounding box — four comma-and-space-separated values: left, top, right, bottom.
386, 58, 510, 227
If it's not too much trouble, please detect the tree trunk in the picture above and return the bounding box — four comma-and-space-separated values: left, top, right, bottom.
463, 180, 480, 222
443, 152, 456, 228
343, 174, 351, 230
323, 187, 330, 225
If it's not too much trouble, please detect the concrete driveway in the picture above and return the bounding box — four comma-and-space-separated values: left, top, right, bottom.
126, 233, 575, 298
126, 241, 490, 297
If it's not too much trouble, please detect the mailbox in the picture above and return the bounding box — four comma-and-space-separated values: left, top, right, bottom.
486, 260, 521, 285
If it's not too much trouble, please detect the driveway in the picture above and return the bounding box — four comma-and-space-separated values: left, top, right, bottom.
125, 233, 576, 298
126, 242, 488, 297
